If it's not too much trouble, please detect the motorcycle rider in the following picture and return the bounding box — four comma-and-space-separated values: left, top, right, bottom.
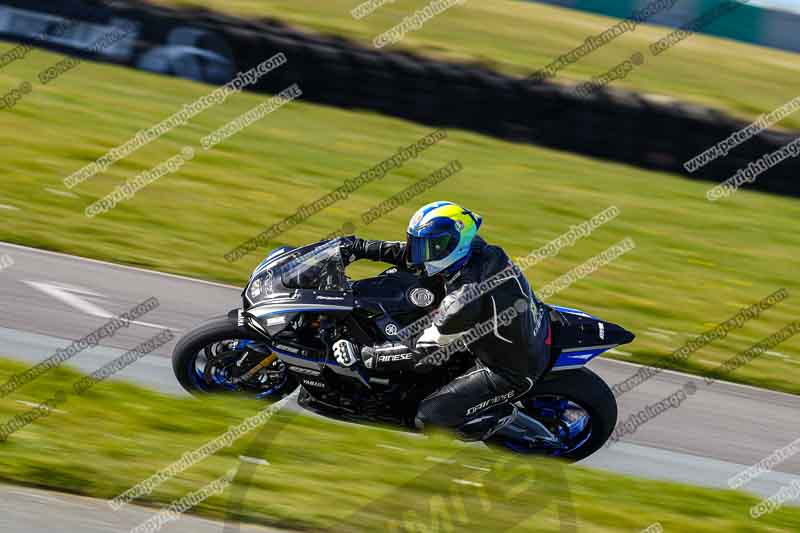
333, 201, 552, 444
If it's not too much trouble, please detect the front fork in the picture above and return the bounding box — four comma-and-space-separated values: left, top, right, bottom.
224, 309, 287, 392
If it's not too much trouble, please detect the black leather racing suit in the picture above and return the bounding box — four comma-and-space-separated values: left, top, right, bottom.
341, 235, 551, 440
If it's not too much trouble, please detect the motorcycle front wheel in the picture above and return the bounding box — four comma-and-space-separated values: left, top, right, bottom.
172, 315, 297, 400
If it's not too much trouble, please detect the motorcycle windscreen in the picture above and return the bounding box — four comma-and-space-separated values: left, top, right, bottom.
246, 239, 347, 304
279, 240, 347, 291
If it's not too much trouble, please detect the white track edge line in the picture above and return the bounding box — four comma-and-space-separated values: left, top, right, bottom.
596, 357, 800, 400
4, 242, 798, 401
0, 241, 239, 290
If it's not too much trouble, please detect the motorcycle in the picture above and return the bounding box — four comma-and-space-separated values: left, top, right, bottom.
172, 238, 635, 461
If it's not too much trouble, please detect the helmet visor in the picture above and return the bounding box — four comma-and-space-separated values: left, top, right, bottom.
407, 227, 459, 265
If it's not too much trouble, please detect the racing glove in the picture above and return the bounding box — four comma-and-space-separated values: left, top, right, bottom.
331, 339, 435, 374
339, 236, 407, 267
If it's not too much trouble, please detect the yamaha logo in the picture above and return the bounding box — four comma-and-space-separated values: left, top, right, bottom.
384, 323, 399, 336
409, 288, 435, 308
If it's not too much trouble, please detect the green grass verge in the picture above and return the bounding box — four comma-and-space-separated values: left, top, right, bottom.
0, 357, 798, 532
152, 0, 800, 130
0, 45, 799, 394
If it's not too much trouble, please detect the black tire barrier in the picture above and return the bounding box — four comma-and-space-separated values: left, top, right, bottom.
3, 0, 798, 197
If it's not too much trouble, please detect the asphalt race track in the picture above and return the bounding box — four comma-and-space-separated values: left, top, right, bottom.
1, 241, 798, 531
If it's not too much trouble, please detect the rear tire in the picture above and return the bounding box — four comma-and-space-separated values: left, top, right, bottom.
522, 368, 617, 462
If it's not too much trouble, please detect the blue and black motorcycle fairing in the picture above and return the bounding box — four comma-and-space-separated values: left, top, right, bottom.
172, 239, 635, 461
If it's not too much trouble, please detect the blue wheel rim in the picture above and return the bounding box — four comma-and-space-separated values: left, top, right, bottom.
186, 340, 288, 399
496, 395, 594, 456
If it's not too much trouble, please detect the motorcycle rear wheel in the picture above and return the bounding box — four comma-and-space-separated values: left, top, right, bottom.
497, 367, 617, 462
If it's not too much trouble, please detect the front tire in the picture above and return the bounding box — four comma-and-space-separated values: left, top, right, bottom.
172, 315, 296, 399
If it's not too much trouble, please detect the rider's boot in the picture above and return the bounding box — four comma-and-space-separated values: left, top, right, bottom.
447, 404, 558, 447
